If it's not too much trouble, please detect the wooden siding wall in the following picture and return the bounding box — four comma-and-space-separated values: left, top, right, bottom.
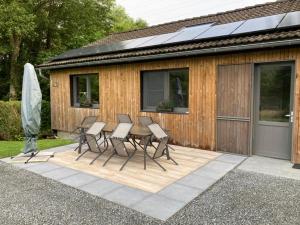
50, 47, 300, 164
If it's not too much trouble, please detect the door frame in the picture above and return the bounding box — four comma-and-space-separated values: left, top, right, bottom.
251, 61, 296, 159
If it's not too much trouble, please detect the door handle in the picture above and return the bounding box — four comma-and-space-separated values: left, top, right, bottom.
285, 112, 294, 122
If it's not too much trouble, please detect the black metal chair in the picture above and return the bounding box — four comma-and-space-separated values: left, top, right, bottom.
147, 123, 178, 171
103, 123, 135, 171
72, 116, 97, 153
75, 122, 108, 164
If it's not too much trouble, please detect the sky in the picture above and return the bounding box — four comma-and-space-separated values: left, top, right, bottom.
116, 0, 277, 26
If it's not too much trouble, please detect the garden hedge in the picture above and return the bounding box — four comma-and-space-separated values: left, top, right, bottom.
0, 100, 51, 140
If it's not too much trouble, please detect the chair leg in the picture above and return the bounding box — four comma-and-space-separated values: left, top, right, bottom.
89, 149, 106, 165
168, 156, 178, 165
168, 144, 176, 151
103, 151, 116, 167
147, 153, 166, 171
119, 148, 137, 171
75, 149, 89, 161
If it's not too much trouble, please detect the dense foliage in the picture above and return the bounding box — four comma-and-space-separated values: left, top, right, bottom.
0, 100, 55, 140
0, 0, 147, 100
0, 101, 22, 140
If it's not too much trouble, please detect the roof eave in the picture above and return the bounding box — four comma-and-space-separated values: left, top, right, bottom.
37, 38, 300, 70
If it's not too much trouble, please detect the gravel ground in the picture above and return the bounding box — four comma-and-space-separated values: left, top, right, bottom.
0, 161, 299, 225
0, 162, 160, 225
166, 169, 300, 225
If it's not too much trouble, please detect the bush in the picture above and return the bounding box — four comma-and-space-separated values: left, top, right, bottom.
40, 100, 51, 136
0, 100, 51, 140
0, 101, 22, 140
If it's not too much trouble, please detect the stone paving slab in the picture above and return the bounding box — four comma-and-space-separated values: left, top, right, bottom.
158, 183, 202, 203
216, 154, 247, 164
103, 186, 151, 207
42, 167, 80, 180
238, 155, 300, 180
25, 162, 62, 174
177, 173, 216, 190
79, 179, 123, 197
59, 172, 99, 188
132, 194, 185, 221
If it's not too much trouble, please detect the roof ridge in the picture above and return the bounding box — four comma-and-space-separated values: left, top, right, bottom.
106, 0, 287, 36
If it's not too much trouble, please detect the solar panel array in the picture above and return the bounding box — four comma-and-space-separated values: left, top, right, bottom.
54, 11, 300, 61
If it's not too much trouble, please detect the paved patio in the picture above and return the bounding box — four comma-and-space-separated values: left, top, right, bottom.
238, 155, 300, 180
2, 144, 246, 220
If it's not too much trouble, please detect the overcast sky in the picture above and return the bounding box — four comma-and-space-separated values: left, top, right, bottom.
116, 0, 277, 25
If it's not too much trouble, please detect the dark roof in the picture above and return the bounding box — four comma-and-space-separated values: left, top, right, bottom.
39, 0, 300, 69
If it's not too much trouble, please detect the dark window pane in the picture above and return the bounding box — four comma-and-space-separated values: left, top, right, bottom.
142, 69, 189, 113
70, 74, 99, 108
77, 76, 88, 106
259, 65, 291, 122
90, 75, 99, 105
169, 70, 189, 108
143, 71, 165, 109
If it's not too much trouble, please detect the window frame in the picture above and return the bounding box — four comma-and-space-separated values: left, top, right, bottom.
140, 68, 189, 114
70, 73, 100, 109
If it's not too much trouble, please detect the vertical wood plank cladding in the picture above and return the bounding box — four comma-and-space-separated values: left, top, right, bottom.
217, 64, 252, 155
50, 47, 300, 163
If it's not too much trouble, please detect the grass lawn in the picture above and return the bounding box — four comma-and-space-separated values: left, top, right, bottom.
0, 139, 74, 158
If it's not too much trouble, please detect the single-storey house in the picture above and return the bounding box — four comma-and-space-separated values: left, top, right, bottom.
38, 0, 300, 167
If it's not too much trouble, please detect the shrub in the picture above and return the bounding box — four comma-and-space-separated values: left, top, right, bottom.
40, 100, 51, 136
0, 100, 51, 140
0, 101, 22, 140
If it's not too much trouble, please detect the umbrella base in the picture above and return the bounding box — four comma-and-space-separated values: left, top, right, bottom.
10, 151, 54, 164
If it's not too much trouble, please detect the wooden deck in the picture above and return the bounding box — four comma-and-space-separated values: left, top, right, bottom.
50, 144, 221, 193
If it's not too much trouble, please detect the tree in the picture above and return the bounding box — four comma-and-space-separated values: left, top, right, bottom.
0, 0, 147, 100
0, 1, 36, 100
109, 5, 147, 33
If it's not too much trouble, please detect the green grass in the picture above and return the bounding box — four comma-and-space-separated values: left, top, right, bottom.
0, 139, 74, 158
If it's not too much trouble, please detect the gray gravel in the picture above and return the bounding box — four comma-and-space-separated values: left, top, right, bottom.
0, 162, 160, 225
166, 169, 300, 225
0, 161, 299, 225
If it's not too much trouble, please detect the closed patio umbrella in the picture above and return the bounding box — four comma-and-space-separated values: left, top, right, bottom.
21, 63, 42, 154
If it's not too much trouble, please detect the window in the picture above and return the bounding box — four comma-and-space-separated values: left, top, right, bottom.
141, 68, 189, 113
70, 74, 99, 108
259, 64, 292, 122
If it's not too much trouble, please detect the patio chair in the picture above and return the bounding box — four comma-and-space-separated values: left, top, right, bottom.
117, 114, 132, 123
117, 114, 135, 147
72, 116, 97, 152
75, 122, 107, 162
148, 123, 178, 170
103, 123, 135, 171
139, 116, 176, 151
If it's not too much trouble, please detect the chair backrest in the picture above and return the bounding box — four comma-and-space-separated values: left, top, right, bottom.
138, 116, 153, 127
86, 122, 106, 152
148, 123, 169, 158
110, 123, 133, 156
81, 116, 97, 127
117, 114, 132, 123
148, 123, 168, 139
86, 122, 106, 136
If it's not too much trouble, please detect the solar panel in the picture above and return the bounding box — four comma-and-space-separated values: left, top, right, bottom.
278, 11, 300, 28
165, 23, 213, 44
233, 14, 285, 34
137, 32, 181, 47
121, 36, 156, 49
195, 21, 245, 39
